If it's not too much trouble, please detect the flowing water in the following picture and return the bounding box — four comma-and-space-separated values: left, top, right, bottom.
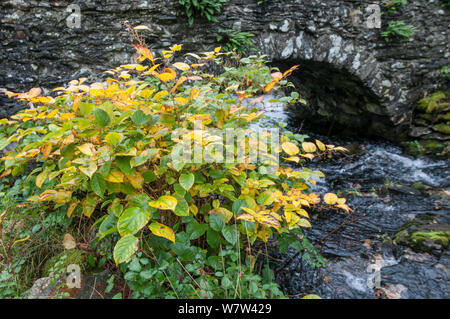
252, 96, 450, 299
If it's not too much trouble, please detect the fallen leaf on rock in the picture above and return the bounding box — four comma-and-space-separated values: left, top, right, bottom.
362, 239, 373, 249
381, 284, 407, 299
62, 233, 76, 250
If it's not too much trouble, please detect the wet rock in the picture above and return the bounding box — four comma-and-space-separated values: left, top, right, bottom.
380, 253, 450, 298
25, 277, 61, 299
394, 214, 450, 255
409, 126, 432, 138
25, 270, 120, 299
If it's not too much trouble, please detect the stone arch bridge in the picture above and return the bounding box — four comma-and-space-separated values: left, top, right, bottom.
0, 0, 448, 140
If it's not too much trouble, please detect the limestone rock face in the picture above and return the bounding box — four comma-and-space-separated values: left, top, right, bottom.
0, 0, 448, 139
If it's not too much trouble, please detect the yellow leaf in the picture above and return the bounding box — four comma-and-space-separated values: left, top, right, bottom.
12, 235, 30, 247
67, 202, 78, 218
172, 62, 190, 71
149, 222, 175, 243
162, 51, 173, 59
60, 113, 75, 121
315, 139, 326, 151
282, 141, 300, 156
189, 204, 198, 216
149, 195, 177, 211
82, 195, 98, 218
299, 153, 315, 160
283, 156, 300, 163
157, 68, 177, 82
79, 162, 97, 178
337, 204, 351, 213
156, 72, 174, 82
282, 65, 300, 77
174, 96, 188, 106
170, 44, 182, 52
133, 25, 151, 31
78, 143, 96, 156
302, 294, 321, 299
297, 218, 311, 228
133, 44, 154, 62
140, 89, 155, 98
143, 64, 161, 76
126, 171, 144, 190
169, 76, 187, 94
116, 147, 137, 156
264, 77, 281, 93
17, 87, 41, 100
237, 213, 255, 222
47, 109, 59, 118
324, 193, 338, 205
153, 91, 168, 100
41, 142, 52, 160
105, 169, 124, 183
302, 142, 317, 153
210, 207, 234, 223
36, 168, 50, 188
296, 209, 310, 218
190, 88, 200, 100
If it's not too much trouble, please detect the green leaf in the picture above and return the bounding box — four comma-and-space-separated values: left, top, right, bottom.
108, 198, 123, 217
130, 149, 159, 168
94, 108, 111, 127
206, 229, 221, 248
131, 110, 152, 126
0, 137, 10, 150
115, 156, 134, 176
179, 173, 194, 191
113, 234, 139, 265
99, 214, 118, 239
209, 214, 225, 232
91, 173, 106, 197
174, 194, 190, 217
142, 171, 157, 183
222, 225, 237, 245
172, 243, 195, 261
105, 132, 122, 146
187, 221, 208, 240
117, 207, 149, 236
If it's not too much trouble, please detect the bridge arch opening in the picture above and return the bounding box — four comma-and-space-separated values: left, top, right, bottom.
273, 59, 390, 138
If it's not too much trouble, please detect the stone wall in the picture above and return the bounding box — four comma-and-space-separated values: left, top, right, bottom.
0, 0, 449, 140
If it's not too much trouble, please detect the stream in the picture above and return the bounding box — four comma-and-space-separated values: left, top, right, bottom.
254, 95, 450, 299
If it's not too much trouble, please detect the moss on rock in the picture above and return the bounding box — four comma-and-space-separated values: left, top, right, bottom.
393, 214, 450, 254
42, 249, 93, 277
410, 231, 450, 248
434, 123, 450, 135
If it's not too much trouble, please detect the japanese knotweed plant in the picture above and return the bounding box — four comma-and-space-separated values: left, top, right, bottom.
0, 40, 350, 297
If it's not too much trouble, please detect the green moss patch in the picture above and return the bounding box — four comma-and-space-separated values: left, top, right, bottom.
42, 249, 93, 277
